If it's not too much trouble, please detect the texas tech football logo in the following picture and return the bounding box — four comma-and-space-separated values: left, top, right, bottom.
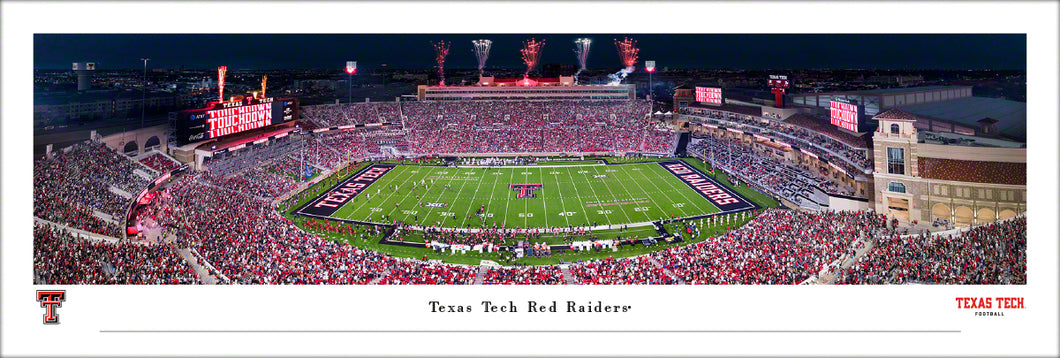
36, 290, 66, 325
510, 184, 543, 198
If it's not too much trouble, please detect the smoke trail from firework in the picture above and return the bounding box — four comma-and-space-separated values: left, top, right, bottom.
608, 37, 640, 85
573, 38, 592, 84
472, 39, 492, 76
433, 40, 450, 86
520, 38, 546, 78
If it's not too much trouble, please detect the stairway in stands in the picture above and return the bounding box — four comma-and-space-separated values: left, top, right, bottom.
560, 265, 576, 284
674, 132, 691, 157
474, 266, 488, 285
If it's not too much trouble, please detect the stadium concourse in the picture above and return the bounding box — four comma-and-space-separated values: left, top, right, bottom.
32, 100, 1026, 285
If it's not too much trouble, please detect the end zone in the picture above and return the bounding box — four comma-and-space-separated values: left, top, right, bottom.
657, 160, 756, 217
294, 163, 396, 218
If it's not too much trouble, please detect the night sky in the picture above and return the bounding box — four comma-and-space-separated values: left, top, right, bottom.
34, 34, 1025, 71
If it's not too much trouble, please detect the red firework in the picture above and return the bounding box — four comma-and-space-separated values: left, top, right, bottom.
520, 38, 546, 77
433, 40, 450, 85
614, 37, 640, 68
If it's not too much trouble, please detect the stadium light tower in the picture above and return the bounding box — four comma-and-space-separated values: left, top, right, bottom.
346, 61, 357, 104
140, 58, 150, 129
645, 60, 656, 116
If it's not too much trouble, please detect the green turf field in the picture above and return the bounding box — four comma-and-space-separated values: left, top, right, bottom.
326, 162, 726, 229
282, 157, 774, 266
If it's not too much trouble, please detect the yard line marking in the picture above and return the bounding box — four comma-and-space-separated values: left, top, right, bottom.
587, 165, 635, 225
422, 166, 468, 226
619, 164, 683, 220
344, 165, 422, 223
538, 167, 549, 229
564, 166, 601, 226
483, 167, 504, 228
597, 165, 653, 222
551, 165, 572, 228
573, 166, 616, 226
458, 168, 487, 228
504, 167, 515, 228
380, 166, 437, 224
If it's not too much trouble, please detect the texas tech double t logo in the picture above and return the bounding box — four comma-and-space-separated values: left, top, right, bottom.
510, 184, 542, 198
36, 290, 66, 324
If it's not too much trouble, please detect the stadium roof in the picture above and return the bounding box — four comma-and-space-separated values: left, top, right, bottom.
897, 96, 1026, 141
805, 85, 971, 96
874, 108, 920, 121
918, 157, 1026, 185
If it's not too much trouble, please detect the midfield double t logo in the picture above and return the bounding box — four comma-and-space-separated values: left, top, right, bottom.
510, 184, 543, 199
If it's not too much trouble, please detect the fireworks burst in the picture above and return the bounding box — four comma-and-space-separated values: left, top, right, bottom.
520, 38, 546, 78
472, 39, 492, 76
615, 37, 640, 68
573, 38, 592, 84
217, 65, 227, 102
608, 37, 640, 85
433, 40, 450, 86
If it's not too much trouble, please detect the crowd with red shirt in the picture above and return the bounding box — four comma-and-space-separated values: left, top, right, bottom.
202, 166, 298, 200
376, 260, 476, 285
400, 100, 674, 154
482, 265, 564, 284
147, 176, 395, 284
651, 209, 888, 284
570, 256, 677, 284
33, 223, 198, 284
301, 102, 396, 127
34, 141, 151, 237
838, 216, 1026, 284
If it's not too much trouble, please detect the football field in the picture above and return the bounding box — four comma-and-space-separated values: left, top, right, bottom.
297, 161, 755, 230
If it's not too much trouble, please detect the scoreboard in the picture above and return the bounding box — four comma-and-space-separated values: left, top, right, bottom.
175, 97, 298, 145
830, 98, 860, 132
695, 87, 723, 105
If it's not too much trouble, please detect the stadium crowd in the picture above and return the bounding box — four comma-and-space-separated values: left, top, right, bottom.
482, 265, 564, 285
400, 100, 674, 154
651, 209, 888, 284
34, 141, 152, 237
682, 109, 872, 171
300, 102, 395, 127
145, 176, 392, 284
33, 223, 198, 284
838, 216, 1027, 284
687, 136, 822, 205
569, 256, 677, 284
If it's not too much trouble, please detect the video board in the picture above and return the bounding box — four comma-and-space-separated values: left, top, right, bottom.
830, 99, 859, 132
695, 87, 722, 105
175, 97, 298, 145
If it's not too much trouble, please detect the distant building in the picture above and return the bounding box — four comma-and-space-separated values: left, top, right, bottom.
790, 85, 973, 117
867, 75, 924, 86
34, 90, 203, 126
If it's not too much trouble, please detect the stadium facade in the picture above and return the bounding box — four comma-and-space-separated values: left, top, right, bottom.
676, 84, 1026, 227
417, 75, 636, 101
871, 108, 1025, 226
